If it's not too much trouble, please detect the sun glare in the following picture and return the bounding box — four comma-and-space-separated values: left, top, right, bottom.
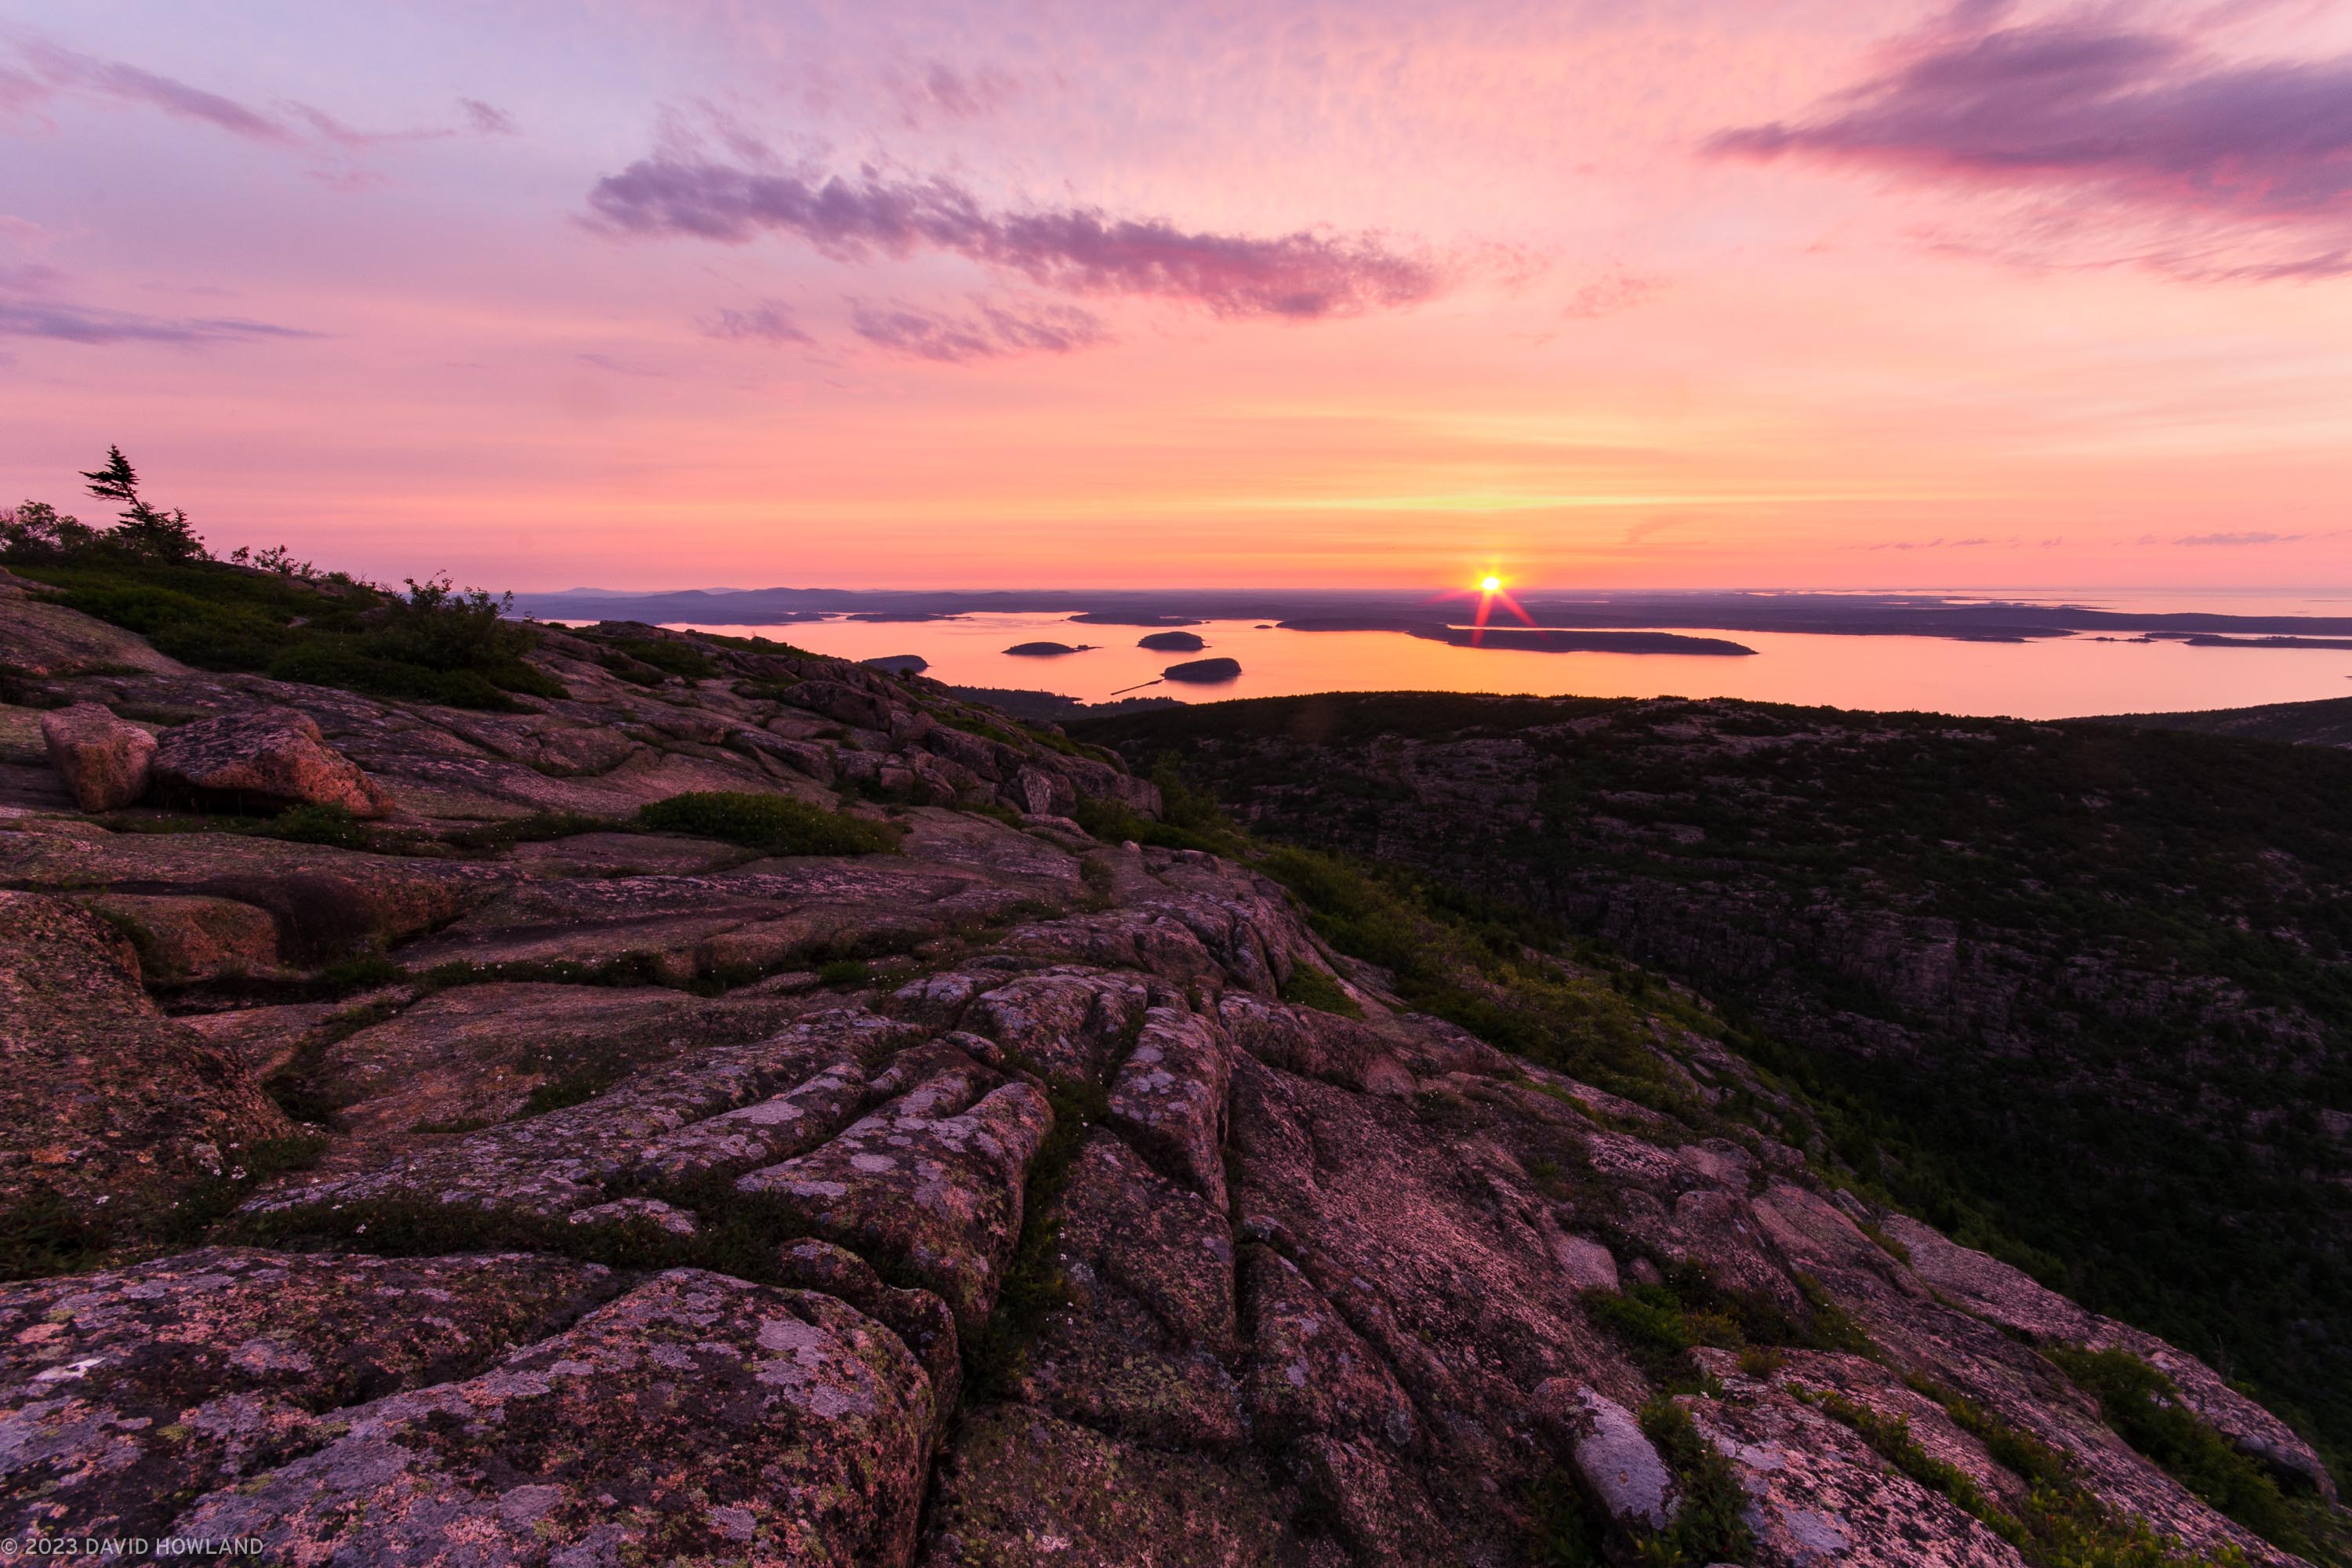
1479, 574, 1502, 593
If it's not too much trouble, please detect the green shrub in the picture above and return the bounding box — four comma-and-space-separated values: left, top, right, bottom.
2050, 1348, 2307, 1551
1638, 1398, 1757, 1563
636, 792, 902, 856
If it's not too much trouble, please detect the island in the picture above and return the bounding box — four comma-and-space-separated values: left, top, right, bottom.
1162, 655, 1242, 683
1138, 630, 1207, 652
1003, 641, 1095, 656
859, 654, 929, 673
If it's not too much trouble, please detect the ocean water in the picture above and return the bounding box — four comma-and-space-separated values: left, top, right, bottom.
674, 601, 2352, 721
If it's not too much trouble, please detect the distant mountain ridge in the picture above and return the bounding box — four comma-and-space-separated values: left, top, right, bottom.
515, 585, 2352, 644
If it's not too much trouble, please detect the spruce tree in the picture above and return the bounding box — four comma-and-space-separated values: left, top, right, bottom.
81, 445, 206, 561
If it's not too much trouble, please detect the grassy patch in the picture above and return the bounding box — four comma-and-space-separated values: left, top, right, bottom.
1277, 962, 1363, 1018
603, 637, 717, 682
252, 802, 383, 851
440, 810, 618, 853
637, 791, 902, 856
1585, 1265, 1867, 1389
0, 1189, 114, 1281
817, 957, 869, 987
962, 1073, 1112, 1403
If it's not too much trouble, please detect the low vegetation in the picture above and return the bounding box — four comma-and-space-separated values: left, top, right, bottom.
636, 790, 903, 855
3, 448, 559, 710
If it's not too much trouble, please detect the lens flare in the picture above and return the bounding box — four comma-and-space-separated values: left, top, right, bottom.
1479, 574, 1502, 593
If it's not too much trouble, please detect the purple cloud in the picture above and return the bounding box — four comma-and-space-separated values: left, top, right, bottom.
0, 297, 317, 345
702, 299, 814, 345
586, 160, 1440, 319
848, 298, 1109, 363
19, 40, 290, 142
1709, 16, 2352, 278
460, 97, 517, 136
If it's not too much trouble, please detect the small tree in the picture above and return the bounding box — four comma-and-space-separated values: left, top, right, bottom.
81, 445, 207, 561
0, 500, 100, 561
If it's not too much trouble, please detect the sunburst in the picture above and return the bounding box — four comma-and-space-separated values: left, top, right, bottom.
1427, 571, 1536, 645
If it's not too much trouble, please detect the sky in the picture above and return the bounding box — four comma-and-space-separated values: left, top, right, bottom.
2, 0, 2350, 593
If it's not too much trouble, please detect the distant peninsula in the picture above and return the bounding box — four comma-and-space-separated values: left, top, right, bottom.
1278, 619, 1755, 655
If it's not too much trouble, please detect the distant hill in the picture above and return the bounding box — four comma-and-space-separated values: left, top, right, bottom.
2083, 694, 2352, 749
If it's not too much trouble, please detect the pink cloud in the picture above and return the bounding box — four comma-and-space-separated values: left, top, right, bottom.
702, 299, 813, 345
848, 297, 1107, 362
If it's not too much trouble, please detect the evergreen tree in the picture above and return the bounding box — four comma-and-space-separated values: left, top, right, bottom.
80, 445, 207, 561
79, 445, 140, 510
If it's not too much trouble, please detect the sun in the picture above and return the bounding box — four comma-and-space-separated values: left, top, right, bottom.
1479, 574, 1502, 593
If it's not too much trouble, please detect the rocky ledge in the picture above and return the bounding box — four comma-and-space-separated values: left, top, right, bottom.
0, 587, 2339, 1566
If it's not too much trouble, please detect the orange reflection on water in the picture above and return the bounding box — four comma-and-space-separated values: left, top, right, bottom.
677, 615, 2352, 721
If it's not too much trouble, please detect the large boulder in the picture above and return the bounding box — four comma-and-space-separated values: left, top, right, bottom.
151, 705, 388, 817
1531, 1382, 1676, 1534
38, 702, 155, 811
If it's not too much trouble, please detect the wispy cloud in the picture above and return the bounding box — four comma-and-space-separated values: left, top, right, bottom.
0, 297, 318, 345
1563, 267, 1660, 320
17, 38, 290, 142
848, 297, 1108, 362
891, 61, 1018, 126
6, 38, 523, 152
2171, 528, 2341, 546
586, 158, 1441, 319
575, 351, 666, 377
1708, 10, 2352, 279
702, 299, 813, 345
